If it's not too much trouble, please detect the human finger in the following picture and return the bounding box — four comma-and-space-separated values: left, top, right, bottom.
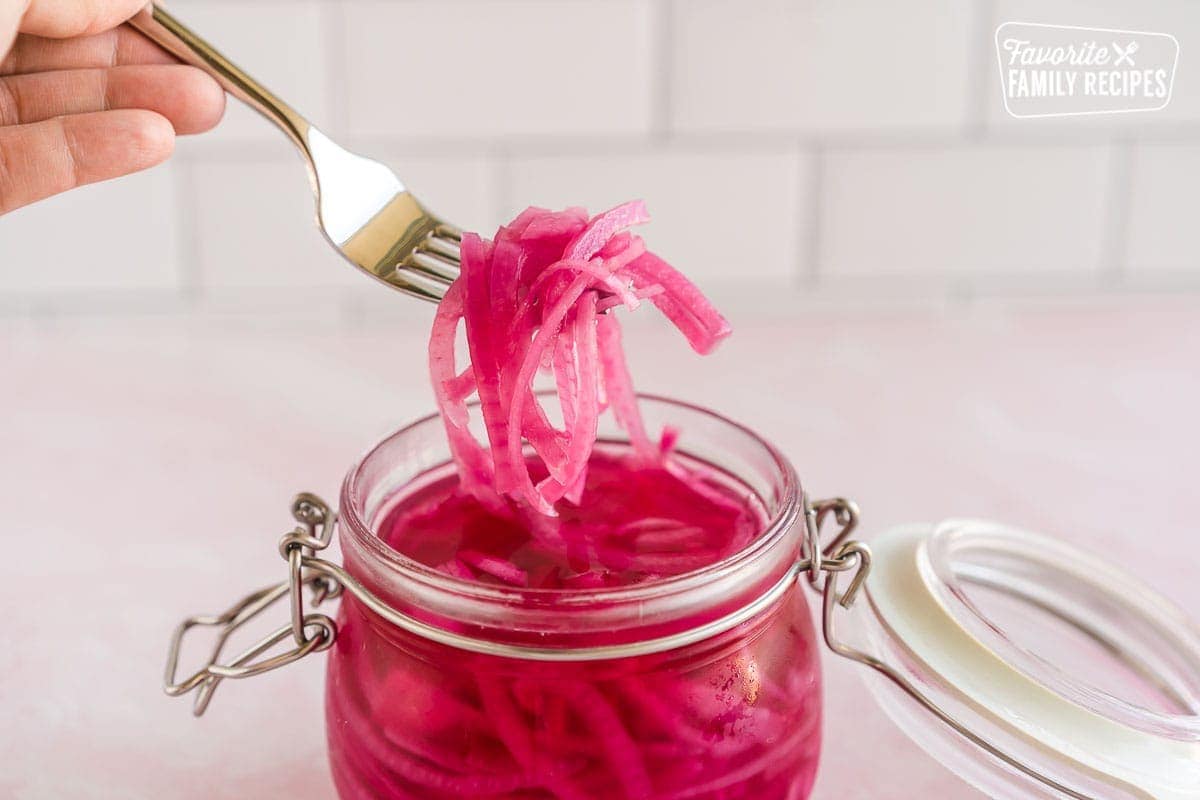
0, 63, 224, 133
19, 0, 151, 40
1, 25, 172, 75
0, 107, 173, 214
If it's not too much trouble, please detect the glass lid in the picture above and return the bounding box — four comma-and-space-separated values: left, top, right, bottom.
823, 518, 1200, 800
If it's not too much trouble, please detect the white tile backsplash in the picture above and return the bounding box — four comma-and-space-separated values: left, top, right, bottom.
671, 0, 973, 135
2, 0, 1199, 316
508, 147, 807, 286
0, 165, 182, 296
187, 157, 356, 291
342, 0, 655, 140
379, 153, 498, 238
819, 145, 1113, 277
1126, 144, 1200, 274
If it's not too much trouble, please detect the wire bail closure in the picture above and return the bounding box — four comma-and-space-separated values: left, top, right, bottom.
162, 493, 341, 716
803, 495, 869, 605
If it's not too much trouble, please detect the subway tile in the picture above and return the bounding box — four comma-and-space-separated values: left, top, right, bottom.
986, 0, 1200, 132
188, 157, 352, 292
379, 153, 498, 237
671, 0, 973, 135
818, 145, 1112, 277
507, 147, 807, 285
342, 0, 655, 139
165, 0, 334, 144
188, 151, 495, 291
1125, 144, 1200, 273
0, 166, 182, 295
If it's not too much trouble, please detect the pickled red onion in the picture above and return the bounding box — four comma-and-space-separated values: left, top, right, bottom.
428, 202, 730, 515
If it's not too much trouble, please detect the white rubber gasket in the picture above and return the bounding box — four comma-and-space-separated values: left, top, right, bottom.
866, 521, 1200, 800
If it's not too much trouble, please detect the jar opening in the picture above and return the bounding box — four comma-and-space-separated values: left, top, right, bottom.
336, 394, 803, 650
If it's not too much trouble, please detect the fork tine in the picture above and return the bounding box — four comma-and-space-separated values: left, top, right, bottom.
406, 251, 460, 282
420, 236, 461, 263
434, 223, 463, 242
390, 268, 450, 302
386, 228, 460, 302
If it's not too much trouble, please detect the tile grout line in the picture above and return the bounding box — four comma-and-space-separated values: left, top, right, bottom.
324, 0, 351, 140
5, 278, 1200, 323
491, 143, 515, 223
1101, 140, 1136, 283
802, 145, 824, 288
650, 0, 675, 143
173, 160, 204, 306
329, 0, 359, 331
965, 0, 998, 141
178, 123, 1200, 163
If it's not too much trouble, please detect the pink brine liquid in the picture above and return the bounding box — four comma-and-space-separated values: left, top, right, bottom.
325, 447, 823, 799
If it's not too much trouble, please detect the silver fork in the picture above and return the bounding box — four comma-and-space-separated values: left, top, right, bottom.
130, 4, 460, 303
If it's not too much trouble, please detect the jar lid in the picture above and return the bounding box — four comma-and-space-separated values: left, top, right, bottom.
836, 519, 1200, 800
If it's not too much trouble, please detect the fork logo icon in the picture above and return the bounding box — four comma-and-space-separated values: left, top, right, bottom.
1113, 41, 1139, 67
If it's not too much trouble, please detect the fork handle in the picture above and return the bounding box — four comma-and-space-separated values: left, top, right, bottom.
129, 4, 315, 154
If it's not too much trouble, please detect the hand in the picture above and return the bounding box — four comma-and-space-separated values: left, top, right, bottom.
0, 0, 224, 215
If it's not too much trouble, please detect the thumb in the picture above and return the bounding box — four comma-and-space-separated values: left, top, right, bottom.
19, 0, 151, 39
0, 1, 33, 61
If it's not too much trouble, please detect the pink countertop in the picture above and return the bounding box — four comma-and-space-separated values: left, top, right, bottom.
3, 298, 1198, 799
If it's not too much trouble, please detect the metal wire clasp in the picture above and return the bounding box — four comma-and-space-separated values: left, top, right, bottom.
162, 493, 342, 716
802, 494, 871, 608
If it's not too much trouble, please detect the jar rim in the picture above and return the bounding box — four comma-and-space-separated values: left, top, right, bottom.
338, 392, 802, 607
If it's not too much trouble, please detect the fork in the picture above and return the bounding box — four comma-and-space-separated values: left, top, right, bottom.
129, 4, 461, 303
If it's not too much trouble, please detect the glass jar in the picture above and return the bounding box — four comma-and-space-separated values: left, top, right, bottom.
326, 395, 823, 800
